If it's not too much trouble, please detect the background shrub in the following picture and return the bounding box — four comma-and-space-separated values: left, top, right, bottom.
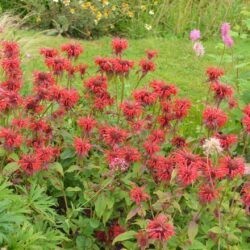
0, 0, 249, 38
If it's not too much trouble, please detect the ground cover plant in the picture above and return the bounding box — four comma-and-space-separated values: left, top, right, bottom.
0, 21, 250, 249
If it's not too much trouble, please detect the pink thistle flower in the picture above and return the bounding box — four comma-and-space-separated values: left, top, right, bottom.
189, 29, 201, 41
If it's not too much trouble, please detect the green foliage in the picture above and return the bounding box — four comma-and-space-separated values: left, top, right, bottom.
0, 0, 248, 38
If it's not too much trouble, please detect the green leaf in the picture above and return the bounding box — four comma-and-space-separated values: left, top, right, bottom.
209, 226, 221, 234
65, 165, 81, 173
95, 194, 106, 218
66, 187, 81, 192
112, 231, 136, 245
3, 162, 19, 176
60, 148, 75, 160
126, 207, 140, 222
188, 221, 198, 242
50, 162, 64, 177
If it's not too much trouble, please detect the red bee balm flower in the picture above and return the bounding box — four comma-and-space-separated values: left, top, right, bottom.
150, 80, 177, 99
40, 48, 58, 58
146, 215, 175, 241
0, 128, 22, 150
242, 182, 250, 207
202, 106, 228, 130
199, 184, 219, 204
211, 82, 233, 101
108, 223, 125, 241
130, 186, 150, 205
1, 41, 19, 58
206, 67, 224, 81
74, 138, 92, 157
19, 154, 42, 175
133, 89, 157, 106
120, 101, 142, 120
77, 117, 96, 134
112, 37, 128, 55
145, 49, 158, 60
139, 59, 155, 75
61, 42, 83, 59
219, 156, 245, 178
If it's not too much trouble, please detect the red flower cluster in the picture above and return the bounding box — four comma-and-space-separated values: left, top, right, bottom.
130, 186, 150, 205
243, 104, 250, 133
112, 37, 128, 56
61, 42, 83, 59
206, 67, 224, 81
146, 214, 175, 241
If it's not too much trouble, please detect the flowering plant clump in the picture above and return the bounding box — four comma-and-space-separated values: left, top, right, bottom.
0, 34, 249, 249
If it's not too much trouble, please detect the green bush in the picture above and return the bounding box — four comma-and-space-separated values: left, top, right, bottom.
0, 0, 248, 38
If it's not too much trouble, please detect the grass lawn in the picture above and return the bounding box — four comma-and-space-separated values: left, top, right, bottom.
17, 30, 250, 101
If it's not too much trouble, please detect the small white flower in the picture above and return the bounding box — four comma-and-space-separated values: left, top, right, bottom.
53, 0, 59, 2
202, 137, 223, 156
193, 41, 205, 57
145, 24, 152, 31
149, 10, 154, 15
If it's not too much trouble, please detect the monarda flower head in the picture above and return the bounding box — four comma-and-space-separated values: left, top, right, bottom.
202, 137, 223, 156
84, 75, 107, 94
40, 47, 58, 58
130, 186, 150, 205
206, 67, 224, 82
0, 128, 22, 150
241, 182, 250, 207
150, 80, 177, 99
199, 184, 219, 204
19, 154, 42, 175
172, 99, 191, 120
202, 106, 228, 130
146, 214, 175, 241
133, 89, 157, 106
33, 71, 55, 88
219, 156, 245, 178
77, 116, 96, 134
45, 56, 70, 75
145, 49, 157, 60
74, 137, 92, 157
61, 42, 83, 59
215, 133, 237, 150
1, 41, 19, 58
243, 104, 250, 133
139, 59, 155, 76
120, 101, 142, 120
112, 58, 134, 75
112, 37, 128, 56
100, 126, 128, 147
211, 82, 233, 101
58, 88, 79, 110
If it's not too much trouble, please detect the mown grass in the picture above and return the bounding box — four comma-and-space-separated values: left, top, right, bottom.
18, 30, 250, 101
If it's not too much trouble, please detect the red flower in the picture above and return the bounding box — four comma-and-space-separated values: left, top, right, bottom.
243, 116, 250, 133
154, 156, 173, 182
206, 67, 224, 81
171, 136, 187, 148
119, 146, 141, 163
40, 48, 58, 58
202, 106, 228, 130
19, 154, 42, 175
174, 150, 202, 185
108, 223, 125, 241
11, 118, 29, 130
58, 88, 79, 110
215, 133, 237, 150
1, 79, 22, 91
139, 59, 155, 75
33, 71, 55, 88
95, 57, 114, 73
243, 104, 250, 117
242, 182, 250, 207
144, 141, 160, 155
112, 58, 134, 75
136, 231, 149, 250
112, 37, 128, 55
45, 56, 70, 75
145, 49, 158, 60
61, 42, 83, 59
172, 99, 191, 119
211, 82, 233, 101
1, 41, 19, 58
199, 184, 219, 204
84, 75, 107, 94
74, 137, 92, 157
95, 231, 107, 242
36, 146, 59, 166
133, 89, 157, 106
219, 156, 245, 178
23, 96, 43, 113
146, 215, 175, 241
1, 58, 21, 77
150, 80, 177, 99
75, 63, 88, 77
0, 90, 22, 112
130, 186, 149, 205
100, 126, 128, 147
147, 129, 165, 144
93, 91, 113, 110
77, 117, 96, 134
0, 128, 22, 150
120, 101, 142, 120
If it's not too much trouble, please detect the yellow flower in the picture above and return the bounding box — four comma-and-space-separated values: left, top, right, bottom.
81, 2, 91, 10
127, 11, 134, 18
102, 0, 109, 6
36, 16, 41, 23
96, 11, 102, 21
70, 8, 75, 14
141, 5, 147, 11
111, 5, 116, 11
